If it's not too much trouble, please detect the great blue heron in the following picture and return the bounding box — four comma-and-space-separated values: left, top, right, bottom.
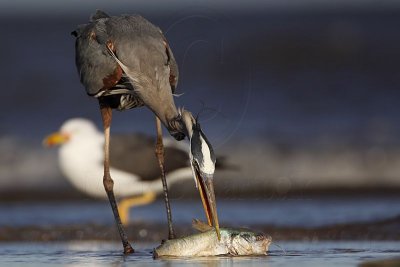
71, 10, 220, 254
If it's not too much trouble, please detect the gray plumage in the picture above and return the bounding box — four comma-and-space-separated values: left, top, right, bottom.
72, 10, 181, 138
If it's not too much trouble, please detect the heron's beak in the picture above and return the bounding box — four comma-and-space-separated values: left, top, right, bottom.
42, 132, 70, 147
193, 163, 221, 241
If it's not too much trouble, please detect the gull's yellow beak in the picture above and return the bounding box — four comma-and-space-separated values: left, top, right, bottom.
194, 166, 221, 241
42, 132, 70, 147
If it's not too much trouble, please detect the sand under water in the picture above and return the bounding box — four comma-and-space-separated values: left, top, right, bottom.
1, 197, 400, 241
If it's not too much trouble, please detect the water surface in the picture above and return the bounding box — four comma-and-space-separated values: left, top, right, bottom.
2, 197, 400, 227
1, 241, 399, 267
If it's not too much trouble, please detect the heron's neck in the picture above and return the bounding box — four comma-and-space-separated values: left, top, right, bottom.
159, 108, 194, 141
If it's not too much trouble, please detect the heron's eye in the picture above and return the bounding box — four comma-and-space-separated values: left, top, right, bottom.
172, 132, 185, 141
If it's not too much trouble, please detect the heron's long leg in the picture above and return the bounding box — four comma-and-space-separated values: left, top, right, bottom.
155, 116, 175, 239
100, 104, 134, 254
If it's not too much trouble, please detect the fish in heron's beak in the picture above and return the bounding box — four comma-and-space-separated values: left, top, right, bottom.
189, 120, 220, 240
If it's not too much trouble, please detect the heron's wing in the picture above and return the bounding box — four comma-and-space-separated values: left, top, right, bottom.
110, 134, 188, 181
105, 15, 178, 93
163, 38, 179, 93
74, 13, 181, 130
73, 14, 122, 97
103, 15, 181, 125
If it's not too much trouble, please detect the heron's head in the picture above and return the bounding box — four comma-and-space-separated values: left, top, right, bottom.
179, 109, 220, 240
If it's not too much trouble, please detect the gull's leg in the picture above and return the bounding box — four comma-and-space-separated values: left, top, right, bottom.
118, 192, 157, 225
100, 103, 134, 254
155, 116, 175, 239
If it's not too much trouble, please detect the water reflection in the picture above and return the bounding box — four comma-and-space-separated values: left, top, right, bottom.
1, 241, 399, 267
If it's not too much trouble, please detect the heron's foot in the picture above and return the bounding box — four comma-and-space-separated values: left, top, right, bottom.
118, 192, 157, 225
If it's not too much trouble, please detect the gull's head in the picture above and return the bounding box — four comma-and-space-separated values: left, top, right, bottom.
180, 110, 220, 240
43, 118, 99, 147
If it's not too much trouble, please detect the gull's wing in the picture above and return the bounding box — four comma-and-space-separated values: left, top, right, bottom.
110, 133, 188, 181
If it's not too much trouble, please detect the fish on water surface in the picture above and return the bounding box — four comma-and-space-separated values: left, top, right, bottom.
154, 219, 272, 258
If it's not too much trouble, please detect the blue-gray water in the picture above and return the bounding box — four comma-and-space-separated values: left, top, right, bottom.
2, 197, 400, 266
1, 241, 399, 267
2, 197, 400, 227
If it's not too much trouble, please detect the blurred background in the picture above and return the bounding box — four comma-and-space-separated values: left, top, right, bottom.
1, 0, 400, 201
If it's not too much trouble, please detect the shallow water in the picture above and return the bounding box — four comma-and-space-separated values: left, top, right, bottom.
2, 197, 400, 266
1, 241, 399, 267
2, 197, 400, 227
